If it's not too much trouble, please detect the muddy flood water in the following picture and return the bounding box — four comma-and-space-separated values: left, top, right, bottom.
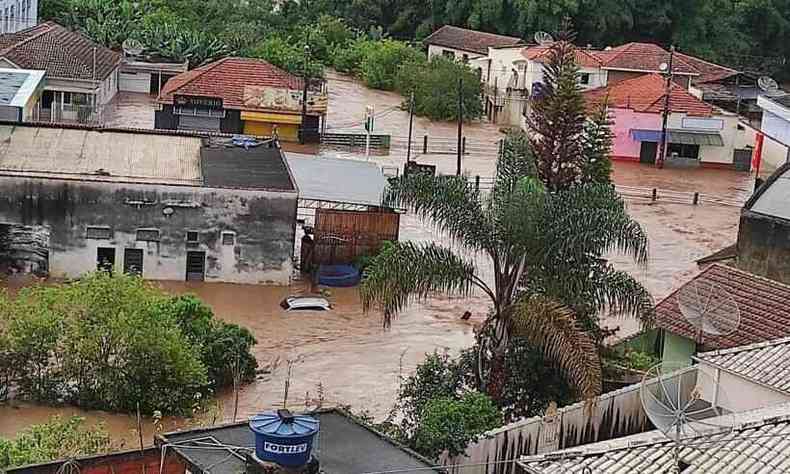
0, 70, 755, 445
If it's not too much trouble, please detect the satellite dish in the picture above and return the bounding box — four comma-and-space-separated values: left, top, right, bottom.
659, 62, 669, 72
641, 362, 735, 470
122, 39, 144, 57
758, 76, 784, 97
676, 278, 740, 344
534, 31, 554, 46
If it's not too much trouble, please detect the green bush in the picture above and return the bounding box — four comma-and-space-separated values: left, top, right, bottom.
249, 35, 324, 77
0, 416, 112, 469
396, 56, 483, 121
358, 40, 425, 90
0, 273, 257, 415
412, 392, 502, 459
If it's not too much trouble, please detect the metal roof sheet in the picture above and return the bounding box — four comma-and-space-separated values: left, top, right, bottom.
695, 337, 790, 395
519, 407, 790, 473
750, 167, 790, 220
285, 153, 386, 207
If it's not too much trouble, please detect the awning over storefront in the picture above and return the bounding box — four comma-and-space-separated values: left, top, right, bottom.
240, 111, 302, 124
629, 129, 724, 146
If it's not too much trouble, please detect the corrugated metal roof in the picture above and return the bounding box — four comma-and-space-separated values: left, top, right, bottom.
519, 407, 790, 473
285, 153, 386, 207
695, 337, 790, 395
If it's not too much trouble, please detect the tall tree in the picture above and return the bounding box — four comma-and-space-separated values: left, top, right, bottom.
360, 132, 652, 400
526, 35, 587, 192
580, 99, 614, 185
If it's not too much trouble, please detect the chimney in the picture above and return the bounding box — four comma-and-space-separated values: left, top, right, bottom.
247, 409, 320, 474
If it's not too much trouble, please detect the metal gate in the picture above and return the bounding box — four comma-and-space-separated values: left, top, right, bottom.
179, 115, 220, 131
186, 251, 206, 281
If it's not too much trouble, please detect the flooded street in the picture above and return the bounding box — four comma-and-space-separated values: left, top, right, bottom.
1, 71, 753, 445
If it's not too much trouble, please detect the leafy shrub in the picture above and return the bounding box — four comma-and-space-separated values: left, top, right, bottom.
249, 36, 324, 77
412, 392, 502, 459
358, 40, 425, 90
0, 416, 112, 469
396, 56, 483, 121
0, 273, 257, 415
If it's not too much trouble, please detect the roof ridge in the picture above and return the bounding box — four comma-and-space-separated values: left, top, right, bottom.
0, 22, 53, 57
696, 334, 790, 359
675, 50, 737, 74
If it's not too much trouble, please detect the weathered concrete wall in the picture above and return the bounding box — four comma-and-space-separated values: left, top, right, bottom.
0, 176, 297, 284
737, 210, 790, 285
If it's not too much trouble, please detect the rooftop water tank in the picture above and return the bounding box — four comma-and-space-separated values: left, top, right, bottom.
249, 409, 320, 467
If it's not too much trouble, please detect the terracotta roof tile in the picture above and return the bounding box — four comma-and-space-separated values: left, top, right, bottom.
158, 57, 304, 109
0, 21, 120, 80
522, 43, 603, 68
423, 25, 523, 55
673, 51, 738, 84
583, 73, 713, 116
597, 42, 699, 75
654, 264, 790, 350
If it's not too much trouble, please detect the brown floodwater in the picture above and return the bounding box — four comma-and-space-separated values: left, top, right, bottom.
0, 71, 753, 445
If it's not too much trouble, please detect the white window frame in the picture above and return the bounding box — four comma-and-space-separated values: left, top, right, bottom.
221, 231, 236, 246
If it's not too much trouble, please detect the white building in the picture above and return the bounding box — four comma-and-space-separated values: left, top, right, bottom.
0, 21, 121, 124
0, 0, 36, 33
756, 94, 790, 178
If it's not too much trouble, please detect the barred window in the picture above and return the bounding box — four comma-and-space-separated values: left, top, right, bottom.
221, 231, 236, 246
186, 231, 199, 243
86, 226, 112, 240
136, 229, 160, 242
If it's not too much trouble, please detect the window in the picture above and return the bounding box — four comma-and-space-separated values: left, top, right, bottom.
136, 228, 160, 242
61, 91, 72, 105
579, 73, 590, 85
186, 231, 199, 243
668, 143, 700, 160
442, 50, 455, 59
86, 226, 112, 240
221, 231, 236, 246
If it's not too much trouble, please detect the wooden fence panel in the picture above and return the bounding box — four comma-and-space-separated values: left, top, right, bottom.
313, 209, 400, 265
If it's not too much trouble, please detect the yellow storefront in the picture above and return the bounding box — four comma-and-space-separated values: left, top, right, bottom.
241, 111, 302, 142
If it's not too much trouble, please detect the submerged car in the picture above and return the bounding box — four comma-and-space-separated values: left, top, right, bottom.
280, 296, 332, 311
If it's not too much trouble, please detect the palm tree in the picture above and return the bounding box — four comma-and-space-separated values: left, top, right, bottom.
360, 136, 653, 399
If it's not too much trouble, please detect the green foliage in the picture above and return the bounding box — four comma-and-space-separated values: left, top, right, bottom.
137, 23, 233, 68
581, 100, 614, 185
413, 392, 502, 459
357, 40, 425, 90
249, 36, 323, 77
396, 56, 483, 121
0, 416, 112, 469
0, 273, 257, 415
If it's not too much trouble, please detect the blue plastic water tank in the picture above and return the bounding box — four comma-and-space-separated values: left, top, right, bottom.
249, 409, 319, 467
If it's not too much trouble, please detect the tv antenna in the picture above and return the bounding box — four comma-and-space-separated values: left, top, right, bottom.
640, 362, 735, 472
534, 31, 554, 46
676, 278, 740, 345
758, 76, 784, 97
122, 38, 144, 57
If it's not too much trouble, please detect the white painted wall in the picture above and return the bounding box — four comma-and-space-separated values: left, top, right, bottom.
427, 44, 483, 63
524, 60, 605, 92
484, 46, 528, 89
697, 361, 790, 414
666, 112, 755, 165
119, 71, 151, 94
0, 0, 37, 33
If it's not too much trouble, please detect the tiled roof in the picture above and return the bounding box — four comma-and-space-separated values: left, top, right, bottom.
423, 25, 523, 55
519, 410, 790, 473
0, 21, 120, 80
674, 51, 738, 84
654, 264, 790, 350
158, 57, 304, 109
583, 73, 714, 116
596, 42, 699, 75
523, 43, 603, 68
695, 337, 790, 394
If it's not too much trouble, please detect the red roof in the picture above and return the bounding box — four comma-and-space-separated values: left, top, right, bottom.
423, 25, 523, 55
673, 51, 738, 84
158, 57, 304, 109
655, 264, 790, 350
596, 42, 698, 75
0, 21, 120, 80
583, 73, 713, 116
523, 43, 603, 68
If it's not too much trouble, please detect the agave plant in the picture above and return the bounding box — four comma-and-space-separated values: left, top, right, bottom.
360, 135, 653, 400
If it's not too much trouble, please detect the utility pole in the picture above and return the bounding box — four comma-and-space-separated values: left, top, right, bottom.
406, 90, 415, 163
300, 44, 310, 145
365, 105, 374, 160
456, 77, 463, 176
657, 45, 675, 169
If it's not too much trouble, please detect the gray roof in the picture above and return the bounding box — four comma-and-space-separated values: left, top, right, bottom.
694, 337, 790, 395
0, 68, 43, 106
285, 153, 386, 207
519, 408, 790, 473
160, 410, 435, 474
201, 141, 295, 191
747, 164, 790, 220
